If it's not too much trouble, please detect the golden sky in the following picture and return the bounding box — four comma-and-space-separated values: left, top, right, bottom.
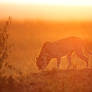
0, 0, 92, 21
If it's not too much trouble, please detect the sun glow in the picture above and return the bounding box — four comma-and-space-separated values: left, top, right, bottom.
1, 0, 92, 6
0, 0, 92, 21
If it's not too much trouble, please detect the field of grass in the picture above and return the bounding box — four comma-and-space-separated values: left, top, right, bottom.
0, 20, 92, 92
0, 69, 92, 92
0, 20, 92, 73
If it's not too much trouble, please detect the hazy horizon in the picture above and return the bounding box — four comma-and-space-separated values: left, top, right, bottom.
0, 1, 92, 21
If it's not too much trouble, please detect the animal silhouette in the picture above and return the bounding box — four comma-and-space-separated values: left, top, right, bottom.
36, 37, 92, 70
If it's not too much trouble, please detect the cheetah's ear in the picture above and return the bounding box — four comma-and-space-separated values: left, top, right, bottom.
44, 41, 51, 47
42, 41, 52, 51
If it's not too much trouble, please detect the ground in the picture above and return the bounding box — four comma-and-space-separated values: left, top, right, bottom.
0, 69, 92, 92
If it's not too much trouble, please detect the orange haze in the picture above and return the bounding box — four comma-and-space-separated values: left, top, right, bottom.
0, 0, 92, 75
